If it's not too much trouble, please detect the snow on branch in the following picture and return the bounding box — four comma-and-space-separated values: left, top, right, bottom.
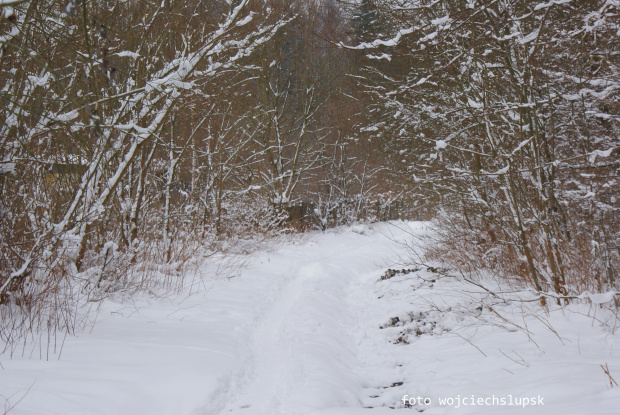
338, 27, 415, 49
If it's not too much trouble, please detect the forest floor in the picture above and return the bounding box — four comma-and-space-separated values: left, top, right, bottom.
1, 222, 619, 415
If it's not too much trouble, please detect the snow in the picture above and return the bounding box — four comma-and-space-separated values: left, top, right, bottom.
236, 13, 254, 27
56, 110, 79, 123
589, 147, 616, 163
415, 76, 430, 86
431, 16, 451, 26
27, 72, 51, 87
115, 51, 141, 59
489, 164, 510, 176
580, 291, 618, 305
0, 161, 15, 175
341, 28, 414, 50
367, 53, 392, 61
3, 5, 13, 18
467, 98, 483, 109
534, 0, 573, 11
2, 222, 619, 414
519, 29, 539, 44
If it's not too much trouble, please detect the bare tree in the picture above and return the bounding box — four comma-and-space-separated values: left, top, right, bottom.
346, 0, 620, 300
0, 0, 289, 347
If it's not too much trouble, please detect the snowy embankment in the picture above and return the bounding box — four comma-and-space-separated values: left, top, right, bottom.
1, 222, 619, 415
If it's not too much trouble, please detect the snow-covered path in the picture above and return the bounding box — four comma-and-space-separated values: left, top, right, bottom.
206, 223, 429, 415
213, 245, 369, 414
1, 223, 412, 415
2, 222, 619, 415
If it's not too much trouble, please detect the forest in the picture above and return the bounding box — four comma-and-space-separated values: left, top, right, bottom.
0, 0, 618, 348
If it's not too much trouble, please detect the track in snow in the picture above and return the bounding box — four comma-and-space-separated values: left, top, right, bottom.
207, 228, 405, 415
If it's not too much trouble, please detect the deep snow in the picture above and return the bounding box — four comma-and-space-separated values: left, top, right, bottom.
1, 222, 619, 414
